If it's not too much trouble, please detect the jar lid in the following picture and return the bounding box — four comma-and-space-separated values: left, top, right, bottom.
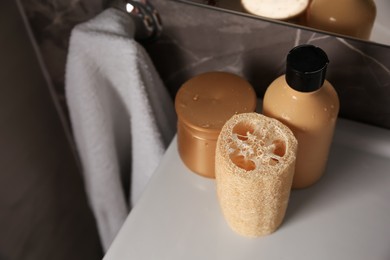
241, 0, 309, 20
175, 71, 257, 137
286, 44, 329, 92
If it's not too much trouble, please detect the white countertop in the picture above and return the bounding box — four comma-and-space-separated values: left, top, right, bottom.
104, 118, 390, 260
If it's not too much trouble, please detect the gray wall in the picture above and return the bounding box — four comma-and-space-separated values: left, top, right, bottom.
146, 0, 390, 129
0, 1, 102, 259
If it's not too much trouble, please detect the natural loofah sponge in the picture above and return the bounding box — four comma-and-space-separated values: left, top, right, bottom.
215, 113, 298, 237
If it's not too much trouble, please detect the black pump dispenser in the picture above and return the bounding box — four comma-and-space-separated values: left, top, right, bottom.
286, 45, 329, 92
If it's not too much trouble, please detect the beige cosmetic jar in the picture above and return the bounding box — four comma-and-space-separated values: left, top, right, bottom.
175, 71, 257, 178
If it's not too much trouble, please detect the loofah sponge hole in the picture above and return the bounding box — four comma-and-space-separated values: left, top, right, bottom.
229, 121, 256, 170
269, 139, 286, 166
228, 121, 287, 170
232, 121, 255, 141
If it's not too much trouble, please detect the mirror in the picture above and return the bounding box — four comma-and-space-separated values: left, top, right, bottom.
180, 0, 390, 46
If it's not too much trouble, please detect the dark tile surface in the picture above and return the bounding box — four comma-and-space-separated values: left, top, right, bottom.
146, 0, 390, 129
20, 0, 107, 117
0, 1, 102, 259
19, 0, 390, 129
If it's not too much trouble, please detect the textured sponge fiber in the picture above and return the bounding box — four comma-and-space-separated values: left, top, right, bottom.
215, 113, 297, 237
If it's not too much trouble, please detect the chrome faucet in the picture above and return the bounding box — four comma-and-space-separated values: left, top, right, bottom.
111, 0, 162, 42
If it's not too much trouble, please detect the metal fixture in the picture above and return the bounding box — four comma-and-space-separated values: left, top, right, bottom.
111, 0, 162, 41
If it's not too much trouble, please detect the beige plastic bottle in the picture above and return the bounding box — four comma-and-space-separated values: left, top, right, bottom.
263, 45, 339, 189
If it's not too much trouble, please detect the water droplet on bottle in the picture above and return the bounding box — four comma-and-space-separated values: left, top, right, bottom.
192, 94, 199, 101
281, 113, 290, 120
324, 107, 328, 112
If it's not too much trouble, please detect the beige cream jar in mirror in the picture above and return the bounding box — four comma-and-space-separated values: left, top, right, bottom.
306, 0, 377, 40
240, 0, 310, 24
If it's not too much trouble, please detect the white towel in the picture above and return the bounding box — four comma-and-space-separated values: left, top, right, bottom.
65, 8, 176, 251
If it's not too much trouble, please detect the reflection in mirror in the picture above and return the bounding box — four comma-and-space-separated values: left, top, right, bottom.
184, 0, 390, 46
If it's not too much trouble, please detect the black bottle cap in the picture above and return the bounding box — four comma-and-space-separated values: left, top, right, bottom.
286, 44, 329, 92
